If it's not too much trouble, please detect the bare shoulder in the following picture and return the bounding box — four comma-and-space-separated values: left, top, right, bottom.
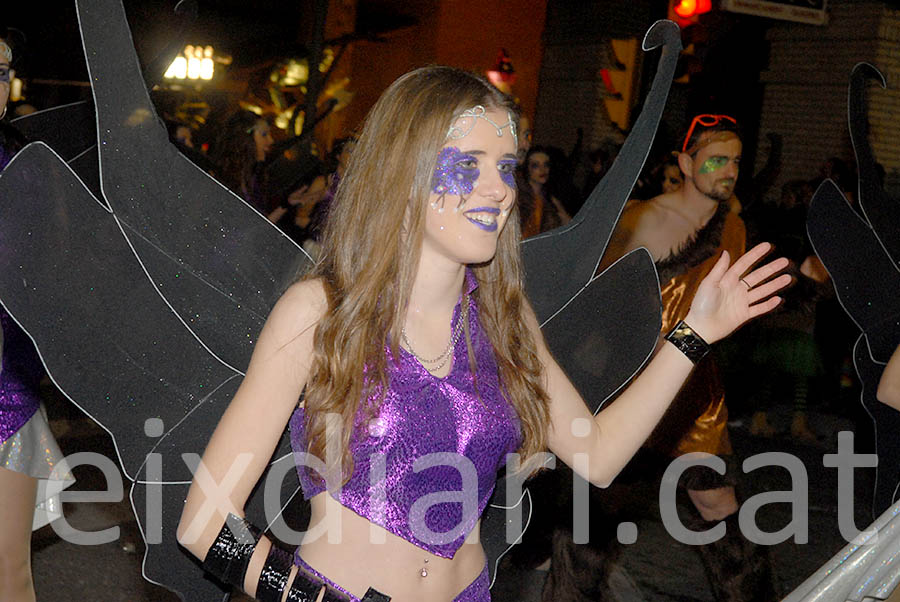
262, 277, 328, 350
620, 198, 665, 231
602, 198, 665, 267
619, 197, 672, 242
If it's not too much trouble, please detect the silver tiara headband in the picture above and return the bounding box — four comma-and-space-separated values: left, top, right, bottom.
0, 42, 11, 63
446, 105, 518, 148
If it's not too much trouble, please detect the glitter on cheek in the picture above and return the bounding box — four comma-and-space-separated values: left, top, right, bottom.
431, 147, 479, 197
699, 156, 729, 174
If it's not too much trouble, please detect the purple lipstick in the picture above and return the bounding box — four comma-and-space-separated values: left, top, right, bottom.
464, 207, 501, 232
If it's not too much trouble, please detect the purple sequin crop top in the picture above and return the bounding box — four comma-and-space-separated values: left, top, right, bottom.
288, 272, 522, 558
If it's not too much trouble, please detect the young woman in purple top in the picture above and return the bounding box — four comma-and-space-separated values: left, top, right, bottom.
177, 66, 790, 601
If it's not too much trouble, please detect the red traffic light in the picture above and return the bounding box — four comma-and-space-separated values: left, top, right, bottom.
673, 0, 711, 18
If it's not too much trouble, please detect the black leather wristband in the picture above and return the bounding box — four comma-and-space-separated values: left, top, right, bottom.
664, 320, 710, 364
256, 544, 294, 602
201, 513, 261, 590
361, 587, 392, 601
285, 570, 327, 602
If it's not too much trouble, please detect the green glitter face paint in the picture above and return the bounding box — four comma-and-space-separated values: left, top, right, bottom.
699, 156, 729, 174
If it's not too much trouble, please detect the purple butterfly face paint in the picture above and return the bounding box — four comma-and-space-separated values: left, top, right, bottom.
498, 159, 517, 189
431, 146, 479, 212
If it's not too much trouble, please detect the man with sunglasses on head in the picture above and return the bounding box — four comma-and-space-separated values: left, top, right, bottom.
600, 114, 776, 601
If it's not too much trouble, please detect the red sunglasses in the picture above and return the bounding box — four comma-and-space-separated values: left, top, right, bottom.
682, 114, 737, 153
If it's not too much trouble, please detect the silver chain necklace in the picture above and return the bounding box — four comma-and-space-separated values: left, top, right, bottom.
401, 293, 469, 371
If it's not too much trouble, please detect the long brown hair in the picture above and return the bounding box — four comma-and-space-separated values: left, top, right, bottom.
303, 65, 551, 482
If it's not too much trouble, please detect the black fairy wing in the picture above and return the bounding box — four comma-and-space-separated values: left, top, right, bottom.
521, 20, 680, 322
11, 101, 102, 198
848, 63, 900, 269
806, 63, 900, 519
807, 179, 900, 361
482, 249, 660, 586
75, 0, 312, 371
484, 20, 680, 584
11, 101, 96, 164
854, 335, 900, 514
807, 179, 900, 518
0, 0, 312, 599
0, 142, 244, 600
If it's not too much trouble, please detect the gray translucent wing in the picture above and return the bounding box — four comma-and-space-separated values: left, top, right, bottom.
131, 484, 230, 602
11, 101, 97, 163
67, 145, 102, 199
1, 2, 313, 598
76, 0, 312, 372
521, 19, 680, 322
131, 452, 301, 602
542, 249, 661, 414
11, 101, 102, 198
0, 143, 245, 480
0, 143, 241, 600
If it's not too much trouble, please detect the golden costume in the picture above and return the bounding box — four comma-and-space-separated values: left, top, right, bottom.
646, 203, 745, 459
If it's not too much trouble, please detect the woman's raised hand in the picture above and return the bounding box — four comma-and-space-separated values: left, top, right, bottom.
684, 242, 792, 344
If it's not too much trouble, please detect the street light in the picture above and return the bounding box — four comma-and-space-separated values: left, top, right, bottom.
164, 45, 216, 81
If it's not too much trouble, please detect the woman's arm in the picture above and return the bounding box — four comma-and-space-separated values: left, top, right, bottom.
877, 343, 900, 412
176, 278, 326, 592
541, 243, 790, 487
